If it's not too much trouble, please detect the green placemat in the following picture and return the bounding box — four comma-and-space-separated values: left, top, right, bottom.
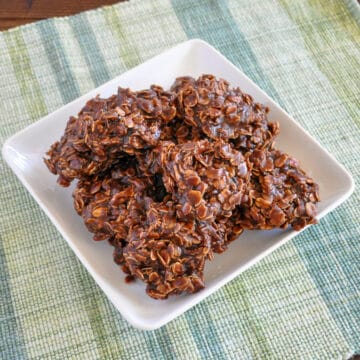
1, 0, 359, 359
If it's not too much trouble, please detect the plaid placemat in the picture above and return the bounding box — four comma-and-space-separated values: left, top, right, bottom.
1, 0, 359, 359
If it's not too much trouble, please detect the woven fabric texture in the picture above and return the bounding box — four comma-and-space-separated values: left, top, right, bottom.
1, 0, 359, 359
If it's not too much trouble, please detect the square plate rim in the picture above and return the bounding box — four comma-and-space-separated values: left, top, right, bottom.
2, 38, 355, 330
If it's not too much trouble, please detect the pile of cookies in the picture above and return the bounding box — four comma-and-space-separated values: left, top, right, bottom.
45, 75, 319, 299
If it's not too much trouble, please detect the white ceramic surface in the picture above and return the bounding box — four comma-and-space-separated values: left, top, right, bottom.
2, 39, 354, 330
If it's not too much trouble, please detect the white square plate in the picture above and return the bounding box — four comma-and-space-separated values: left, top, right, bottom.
2, 39, 354, 330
